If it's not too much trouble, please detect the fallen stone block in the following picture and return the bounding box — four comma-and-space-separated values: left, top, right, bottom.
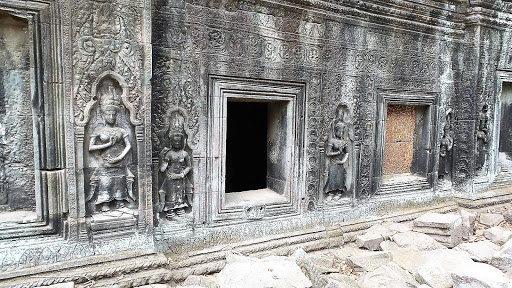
414, 213, 462, 230
390, 231, 447, 251
182, 275, 218, 288
479, 213, 504, 227
484, 226, 512, 245
366, 223, 395, 239
413, 213, 462, 247
362, 262, 419, 288
309, 254, 337, 273
324, 275, 361, 288
326, 274, 360, 288
356, 232, 385, 251
491, 238, 512, 272
451, 262, 508, 288
460, 209, 477, 240
415, 262, 452, 288
217, 253, 312, 288
421, 249, 474, 274
454, 240, 500, 262
381, 246, 424, 273
427, 231, 462, 248
347, 251, 392, 272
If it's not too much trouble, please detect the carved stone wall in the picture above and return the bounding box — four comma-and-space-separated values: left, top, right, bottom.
1, 0, 512, 281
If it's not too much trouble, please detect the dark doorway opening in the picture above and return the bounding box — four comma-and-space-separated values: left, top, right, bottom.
225, 101, 268, 193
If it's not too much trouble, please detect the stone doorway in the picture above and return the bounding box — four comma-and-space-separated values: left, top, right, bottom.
499, 82, 512, 166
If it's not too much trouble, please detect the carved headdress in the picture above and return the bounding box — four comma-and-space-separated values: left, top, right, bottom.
98, 78, 122, 112
169, 110, 185, 137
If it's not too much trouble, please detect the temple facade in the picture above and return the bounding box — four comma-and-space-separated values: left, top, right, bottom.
1, 0, 512, 285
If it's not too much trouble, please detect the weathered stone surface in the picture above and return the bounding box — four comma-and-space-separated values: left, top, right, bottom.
484, 226, 512, 245
41, 283, 75, 288
326, 274, 360, 288
356, 232, 385, 251
366, 223, 396, 239
309, 255, 337, 273
421, 249, 474, 274
347, 251, 392, 272
454, 240, 500, 262
362, 262, 419, 288
141, 285, 172, 288
491, 238, 512, 271
390, 232, 447, 251
386, 247, 474, 275
217, 254, 312, 288
480, 213, 505, 227
427, 231, 462, 248
414, 213, 462, 230
451, 262, 508, 288
460, 210, 477, 240
4, 0, 512, 284
415, 262, 453, 288
381, 222, 413, 234
324, 277, 361, 288
412, 213, 462, 247
182, 275, 218, 288
330, 246, 374, 261
381, 246, 424, 273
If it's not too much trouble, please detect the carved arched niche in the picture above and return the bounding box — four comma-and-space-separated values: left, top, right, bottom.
320, 104, 356, 204
75, 71, 147, 237
154, 106, 195, 225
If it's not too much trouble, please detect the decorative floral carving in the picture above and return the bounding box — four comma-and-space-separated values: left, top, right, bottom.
73, 1, 144, 125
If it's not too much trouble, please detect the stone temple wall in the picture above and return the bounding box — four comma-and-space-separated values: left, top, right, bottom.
1, 0, 512, 284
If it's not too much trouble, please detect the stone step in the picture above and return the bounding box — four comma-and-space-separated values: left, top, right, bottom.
378, 180, 431, 195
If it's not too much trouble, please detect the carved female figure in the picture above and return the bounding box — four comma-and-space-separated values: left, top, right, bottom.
476, 104, 489, 171
158, 112, 192, 219
323, 121, 349, 202
88, 79, 135, 212
438, 122, 453, 181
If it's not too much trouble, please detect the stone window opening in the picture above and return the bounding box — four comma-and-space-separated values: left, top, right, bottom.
224, 100, 289, 208
208, 76, 305, 222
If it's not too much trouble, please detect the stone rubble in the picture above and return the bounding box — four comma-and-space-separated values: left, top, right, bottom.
115, 210, 512, 288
